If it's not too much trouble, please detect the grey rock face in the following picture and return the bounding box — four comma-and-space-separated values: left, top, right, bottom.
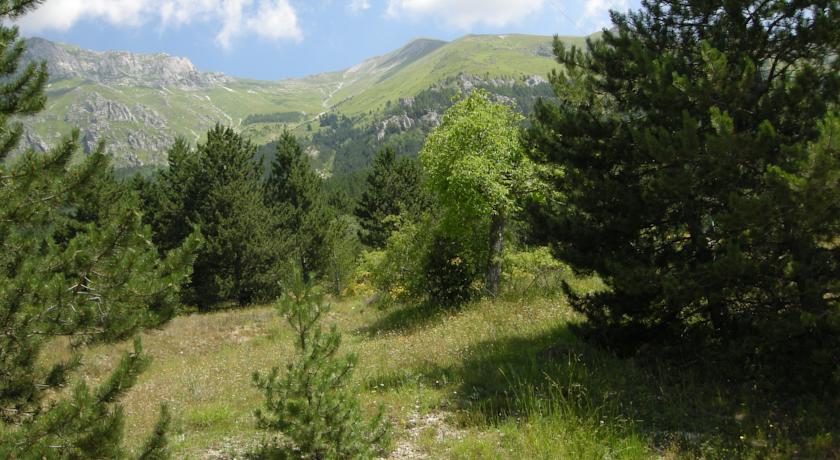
24, 37, 232, 89
22, 129, 48, 153
376, 114, 415, 140
65, 92, 168, 130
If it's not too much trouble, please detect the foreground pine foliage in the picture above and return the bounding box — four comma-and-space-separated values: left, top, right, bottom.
528, 0, 840, 392
0, 1, 199, 457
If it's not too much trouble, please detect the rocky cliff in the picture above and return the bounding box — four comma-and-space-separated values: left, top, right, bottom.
23, 37, 232, 89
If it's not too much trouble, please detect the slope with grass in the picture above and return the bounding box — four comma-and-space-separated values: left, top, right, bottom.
50, 274, 837, 459
332, 34, 580, 116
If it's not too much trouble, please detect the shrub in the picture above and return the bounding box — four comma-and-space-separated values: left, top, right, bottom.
501, 247, 570, 299
251, 268, 390, 459
422, 234, 480, 307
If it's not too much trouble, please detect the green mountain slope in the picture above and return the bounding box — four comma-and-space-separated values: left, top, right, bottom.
332, 34, 579, 115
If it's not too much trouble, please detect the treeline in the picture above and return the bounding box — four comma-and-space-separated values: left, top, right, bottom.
133, 127, 360, 310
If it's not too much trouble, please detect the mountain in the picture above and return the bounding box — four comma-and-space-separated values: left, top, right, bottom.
15, 33, 584, 171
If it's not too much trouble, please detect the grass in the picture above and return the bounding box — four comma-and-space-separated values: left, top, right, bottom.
55, 280, 838, 459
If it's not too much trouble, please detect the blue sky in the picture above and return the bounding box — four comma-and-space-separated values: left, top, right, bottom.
17, 0, 638, 81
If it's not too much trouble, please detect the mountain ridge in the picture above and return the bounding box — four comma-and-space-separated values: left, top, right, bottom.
16, 33, 572, 169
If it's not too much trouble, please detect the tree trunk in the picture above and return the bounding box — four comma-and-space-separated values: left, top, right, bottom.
484, 213, 505, 298
688, 216, 726, 334
332, 246, 341, 295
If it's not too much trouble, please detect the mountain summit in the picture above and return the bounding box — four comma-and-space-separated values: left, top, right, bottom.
24, 38, 232, 89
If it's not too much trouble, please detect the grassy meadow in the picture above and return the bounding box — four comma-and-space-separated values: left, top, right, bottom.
51, 272, 837, 459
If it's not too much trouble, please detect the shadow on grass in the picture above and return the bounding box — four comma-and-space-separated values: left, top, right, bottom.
355, 300, 462, 337
377, 321, 839, 457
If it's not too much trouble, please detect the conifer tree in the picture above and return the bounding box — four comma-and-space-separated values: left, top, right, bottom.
0, 2, 199, 456
265, 130, 331, 280
528, 0, 840, 387
138, 138, 202, 253
252, 267, 390, 459
355, 147, 427, 248
192, 125, 278, 306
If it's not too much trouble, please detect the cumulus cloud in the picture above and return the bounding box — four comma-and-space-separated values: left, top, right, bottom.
581, 0, 627, 28
348, 0, 372, 13
16, 0, 302, 48
386, 0, 545, 29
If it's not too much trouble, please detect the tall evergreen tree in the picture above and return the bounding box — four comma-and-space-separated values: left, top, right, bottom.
0, 2, 199, 456
265, 130, 330, 280
137, 138, 202, 253
528, 0, 840, 387
193, 125, 278, 306
355, 147, 427, 248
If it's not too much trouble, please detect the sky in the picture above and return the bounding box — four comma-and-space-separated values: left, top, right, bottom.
16, 0, 639, 81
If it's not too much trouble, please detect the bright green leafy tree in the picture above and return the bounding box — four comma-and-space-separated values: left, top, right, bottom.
0, 1, 199, 456
528, 0, 840, 389
420, 90, 533, 297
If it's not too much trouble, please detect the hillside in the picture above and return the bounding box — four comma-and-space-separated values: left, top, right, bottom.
332, 34, 576, 115
16, 34, 574, 169
59, 288, 830, 459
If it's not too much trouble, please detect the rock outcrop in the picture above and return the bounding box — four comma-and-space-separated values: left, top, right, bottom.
23, 37, 232, 89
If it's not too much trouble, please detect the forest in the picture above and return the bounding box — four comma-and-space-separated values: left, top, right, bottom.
1, 0, 838, 458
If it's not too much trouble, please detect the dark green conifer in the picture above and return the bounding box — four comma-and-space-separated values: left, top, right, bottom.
355, 147, 428, 248
142, 126, 279, 308
265, 130, 331, 280
528, 0, 840, 388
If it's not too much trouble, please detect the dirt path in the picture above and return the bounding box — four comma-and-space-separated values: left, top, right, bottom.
385, 410, 464, 460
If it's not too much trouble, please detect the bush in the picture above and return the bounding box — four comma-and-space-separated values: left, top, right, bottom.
360, 218, 431, 307
501, 247, 569, 299
422, 234, 480, 307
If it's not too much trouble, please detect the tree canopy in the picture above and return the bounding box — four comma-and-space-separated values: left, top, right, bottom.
420, 90, 532, 296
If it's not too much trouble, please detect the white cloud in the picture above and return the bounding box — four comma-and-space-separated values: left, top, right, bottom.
581, 0, 627, 29
386, 0, 545, 29
16, 0, 302, 49
348, 0, 372, 13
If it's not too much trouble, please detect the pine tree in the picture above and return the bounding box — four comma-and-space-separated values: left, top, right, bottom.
265, 130, 331, 280
193, 125, 280, 306
141, 126, 280, 308
528, 0, 840, 387
138, 138, 202, 253
252, 267, 390, 459
355, 147, 428, 248
0, 3, 199, 456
